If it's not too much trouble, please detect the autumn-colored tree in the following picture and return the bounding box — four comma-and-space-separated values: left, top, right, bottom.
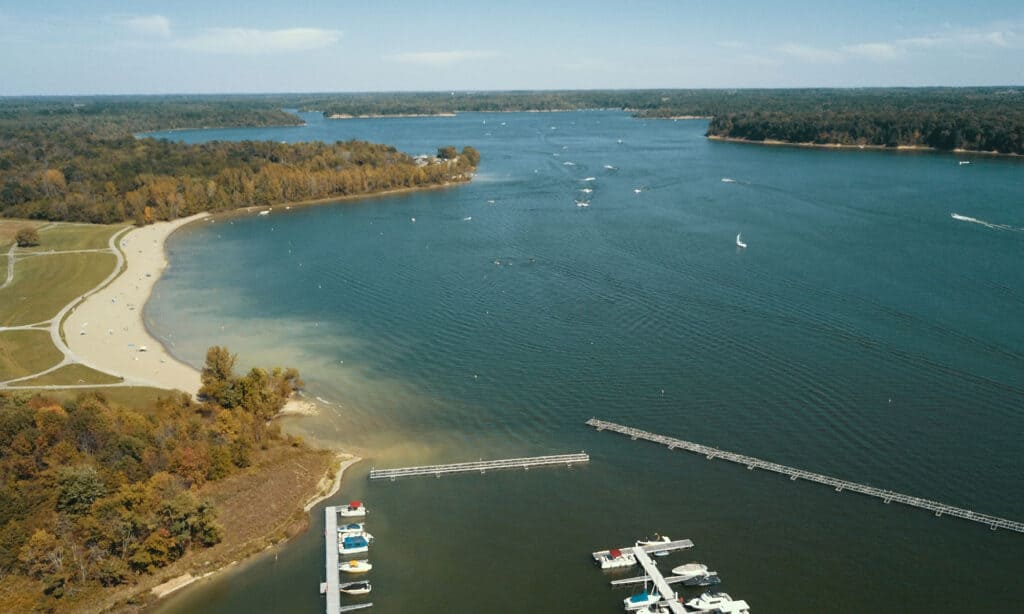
15, 226, 39, 247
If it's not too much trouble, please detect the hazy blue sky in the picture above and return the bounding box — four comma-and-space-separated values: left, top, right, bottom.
1, 0, 1022, 94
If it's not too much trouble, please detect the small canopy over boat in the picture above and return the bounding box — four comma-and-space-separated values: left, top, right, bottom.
342, 536, 368, 547
610, 548, 623, 558
630, 591, 652, 604
348, 500, 362, 508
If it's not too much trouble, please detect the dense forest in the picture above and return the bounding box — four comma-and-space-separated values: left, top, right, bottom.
0, 348, 301, 606
0, 98, 479, 223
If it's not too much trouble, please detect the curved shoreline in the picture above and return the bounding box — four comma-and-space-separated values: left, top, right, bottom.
64, 214, 208, 395
707, 134, 1024, 159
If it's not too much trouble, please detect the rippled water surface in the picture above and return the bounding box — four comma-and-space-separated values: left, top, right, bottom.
147, 111, 1023, 613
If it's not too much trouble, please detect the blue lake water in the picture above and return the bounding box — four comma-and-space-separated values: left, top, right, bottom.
147, 111, 1023, 613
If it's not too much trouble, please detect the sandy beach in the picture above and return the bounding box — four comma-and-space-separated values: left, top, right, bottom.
64, 214, 207, 395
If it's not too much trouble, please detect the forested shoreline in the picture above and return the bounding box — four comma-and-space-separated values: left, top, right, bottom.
2, 88, 1021, 225
0, 99, 478, 223
0, 349, 304, 609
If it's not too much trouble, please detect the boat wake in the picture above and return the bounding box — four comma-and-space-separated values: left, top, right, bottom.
951, 213, 1021, 232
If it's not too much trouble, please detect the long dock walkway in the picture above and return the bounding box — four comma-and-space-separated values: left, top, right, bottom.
633, 548, 685, 614
587, 418, 1024, 534
369, 452, 588, 480
325, 506, 340, 614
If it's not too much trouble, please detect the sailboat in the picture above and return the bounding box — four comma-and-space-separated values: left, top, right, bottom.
736, 233, 747, 249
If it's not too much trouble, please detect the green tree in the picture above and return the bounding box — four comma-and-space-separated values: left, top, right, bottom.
436, 146, 458, 160
56, 466, 106, 515
200, 346, 239, 407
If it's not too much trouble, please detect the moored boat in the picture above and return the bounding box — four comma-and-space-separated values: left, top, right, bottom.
339, 559, 372, 574
338, 522, 365, 534
623, 589, 662, 611
340, 500, 367, 517
636, 534, 672, 556
670, 562, 721, 586
339, 580, 372, 595
340, 535, 370, 555
685, 591, 750, 613
736, 233, 747, 249
596, 548, 637, 569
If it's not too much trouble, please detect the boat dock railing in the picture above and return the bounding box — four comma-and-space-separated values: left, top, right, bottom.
587, 418, 1024, 534
369, 452, 589, 481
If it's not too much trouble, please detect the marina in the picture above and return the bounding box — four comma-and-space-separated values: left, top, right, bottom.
369, 452, 589, 480
324, 505, 373, 614
593, 539, 696, 614
587, 418, 1024, 534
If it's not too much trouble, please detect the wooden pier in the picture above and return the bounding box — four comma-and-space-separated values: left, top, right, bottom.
587, 418, 1024, 534
369, 452, 589, 480
610, 571, 721, 587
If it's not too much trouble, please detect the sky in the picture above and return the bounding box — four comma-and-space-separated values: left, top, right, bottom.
0, 0, 1022, 95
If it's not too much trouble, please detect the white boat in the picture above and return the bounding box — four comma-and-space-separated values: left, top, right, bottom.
736, 233, 747, 249
580, 188, 593, 194
576, 200, 590, 208
259, 210, 270, 216
339, 535, 370, 555
338, 522, 364, 533
670, 562, 721, 586
339, 501, 367, 517
339, 529, 374, 542
633, 188, 643, 193
721, 177, 736, 183
624, 589, 662, 611
596, 548, 637, 569
339, 580, 372, 595
339, 559, 372, 574
958, 160, 971, 165
583, 176, 597, 182
685, 591, 750, 613
636, 534, 672, 556
604, 164, 617, 170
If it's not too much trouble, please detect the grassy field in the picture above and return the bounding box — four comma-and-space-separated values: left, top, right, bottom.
16, 363, 123, 386
0, 219, 47, 250
0, 251, 116, 325
0, 329, 63, 380
23, 223, 126, 252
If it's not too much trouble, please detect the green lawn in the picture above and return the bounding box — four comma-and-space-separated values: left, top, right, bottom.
16, 363, 122, 386
0, 329, 63, 381
0, 251, 116, 325
22, 223, 125, 252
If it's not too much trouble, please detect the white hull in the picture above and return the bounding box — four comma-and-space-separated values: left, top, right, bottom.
339, 561, 372, 574
339, 508, 367, 518
339, 581, 372, 595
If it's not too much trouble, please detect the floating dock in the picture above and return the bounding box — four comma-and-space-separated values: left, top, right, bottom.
610, 571, 720, 587
587, 418, 1024, 534
325, 506, 340, 614
594, 540, 693, 614
369, 452, 589, 480
325, 505, 373, 613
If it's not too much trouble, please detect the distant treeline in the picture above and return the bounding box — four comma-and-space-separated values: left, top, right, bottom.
0, 98, 478, 223
0, 348, 297, 605
281, 88, 1024, 154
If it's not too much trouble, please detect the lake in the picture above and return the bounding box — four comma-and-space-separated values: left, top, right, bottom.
146, 110, 1023, 613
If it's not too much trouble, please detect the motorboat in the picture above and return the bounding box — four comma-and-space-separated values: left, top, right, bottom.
576, 200, 590, 208
636, 534, 671, 556
339, 580, 372, 595
339, 529, 374, 542
340, 501, 367, 517
623, 589, 662, 611
596, 548, 637, 569
736, 233, 747, 249
670, 562, 721, 586
338, 522, 364, 534
685, 591, 750, 613
340, 535, 370, 555
339, 559, 372, 574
